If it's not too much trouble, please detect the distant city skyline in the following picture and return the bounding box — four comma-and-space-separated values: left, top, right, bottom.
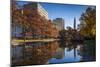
40, 3, 90, 29
17, 1, 92, 29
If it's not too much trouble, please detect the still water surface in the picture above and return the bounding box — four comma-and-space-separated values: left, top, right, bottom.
12, 41, 95, 66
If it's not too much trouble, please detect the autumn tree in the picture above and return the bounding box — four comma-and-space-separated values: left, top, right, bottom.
79, 7, 96, 38
12, 1, 59, 39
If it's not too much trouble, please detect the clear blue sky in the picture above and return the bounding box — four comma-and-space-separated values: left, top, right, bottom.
17, 1, 91, 29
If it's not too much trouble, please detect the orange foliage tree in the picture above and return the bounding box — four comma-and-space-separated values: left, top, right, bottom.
12, 1, 59, 39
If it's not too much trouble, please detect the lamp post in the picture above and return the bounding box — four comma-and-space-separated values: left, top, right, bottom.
21, 8, 26, 61
21, 9, 26, 41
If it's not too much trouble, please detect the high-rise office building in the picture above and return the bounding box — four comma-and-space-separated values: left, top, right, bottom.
53, 18, 64, 31
23, 2, 48, 19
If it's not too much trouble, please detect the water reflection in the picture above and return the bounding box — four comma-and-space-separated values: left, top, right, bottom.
11, 40, 95, 66
49, 41, 82, 64
11, 42, 59, 66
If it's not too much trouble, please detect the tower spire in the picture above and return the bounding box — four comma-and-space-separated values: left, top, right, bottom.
74, 17, 76, 29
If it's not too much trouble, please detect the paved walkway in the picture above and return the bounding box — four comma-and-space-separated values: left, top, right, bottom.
11, 39, 60, 45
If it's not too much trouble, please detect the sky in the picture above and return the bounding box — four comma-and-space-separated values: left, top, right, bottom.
40, 3, 89, 29
16, 1, 91, 29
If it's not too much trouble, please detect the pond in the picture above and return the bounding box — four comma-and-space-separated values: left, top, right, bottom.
11, 40, 96, 66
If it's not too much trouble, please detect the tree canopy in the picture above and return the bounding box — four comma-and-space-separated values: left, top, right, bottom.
79, 7, 96, 38
12, 1, 59, 39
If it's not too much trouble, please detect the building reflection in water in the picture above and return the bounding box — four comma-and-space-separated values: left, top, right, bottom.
11, 41, 95, 66
11, 41, 59, 66
49, 41, 82, 64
